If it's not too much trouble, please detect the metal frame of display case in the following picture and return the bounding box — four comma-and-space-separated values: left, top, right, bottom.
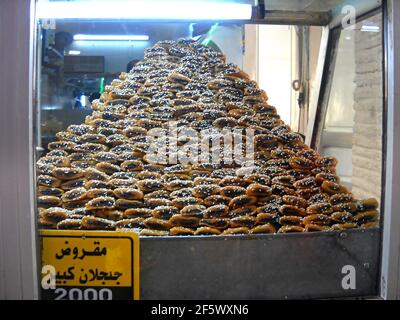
0, 0, 399, 300
140, 229, 381, 299
0, 0, 38, 299
379, 0, 400, 300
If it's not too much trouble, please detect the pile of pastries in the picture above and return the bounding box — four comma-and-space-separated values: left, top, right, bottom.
36, 39, 379, 236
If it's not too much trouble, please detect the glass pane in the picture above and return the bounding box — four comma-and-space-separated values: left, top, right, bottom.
34, 2, 382, 301
320, 13, 383, 203
36, 22, 247, 152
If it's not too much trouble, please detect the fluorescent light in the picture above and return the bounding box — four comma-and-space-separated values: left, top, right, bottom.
36, 1, 252, 20
74, 34, 149, 41
68, 50, 81, 55
80, 95, 87, 108
361, 25, 380, 32
42, 104, 63, 110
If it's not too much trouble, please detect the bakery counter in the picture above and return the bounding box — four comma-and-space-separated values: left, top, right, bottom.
140, 228, 380, 299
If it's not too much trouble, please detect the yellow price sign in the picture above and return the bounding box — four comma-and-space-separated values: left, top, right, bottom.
40, 230, 139, 300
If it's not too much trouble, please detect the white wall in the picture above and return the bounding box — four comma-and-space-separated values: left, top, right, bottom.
256, 25, 294, 126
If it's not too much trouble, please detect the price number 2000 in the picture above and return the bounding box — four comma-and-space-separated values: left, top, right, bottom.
54, 288, 113, 300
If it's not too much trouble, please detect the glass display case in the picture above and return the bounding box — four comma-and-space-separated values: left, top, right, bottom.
1, 0, 399, 300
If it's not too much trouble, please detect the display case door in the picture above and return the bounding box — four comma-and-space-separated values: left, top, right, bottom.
380, 0, 400, 300
305, 0, 400, 299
